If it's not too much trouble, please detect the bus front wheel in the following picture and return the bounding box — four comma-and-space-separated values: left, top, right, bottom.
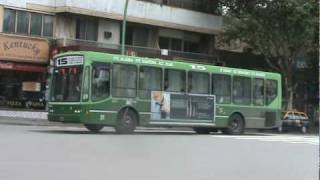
115, 109, 137, 134
84, 124, 104, 133
222, 114, 245, 135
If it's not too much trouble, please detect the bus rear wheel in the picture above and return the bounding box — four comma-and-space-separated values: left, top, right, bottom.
222, 114, 245, 135
84, 124, 104, 133
115, 109, 137, 134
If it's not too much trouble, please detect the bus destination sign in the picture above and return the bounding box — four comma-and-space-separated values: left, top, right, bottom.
55, 56, 84, 67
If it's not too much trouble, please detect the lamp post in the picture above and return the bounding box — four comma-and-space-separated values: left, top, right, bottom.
121, 0, 129, 55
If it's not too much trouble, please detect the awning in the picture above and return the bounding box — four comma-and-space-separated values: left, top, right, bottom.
0, 61, 47, 73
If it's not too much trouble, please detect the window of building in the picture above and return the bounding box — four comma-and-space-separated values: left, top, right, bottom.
139, 66, 162, 99
253, 78, 264, 106
112, 64, 137, 97
266, 80, 277, 105
159, 37, 170, 49
171, 38, 182, 51
17, 11, 30, 34
159, 36, 183, 51
184, 41, 200, 53
76, 18, 98, 41
233, 76, 251, 105
43, 15, 54, 37
212, 74, 231, 104
30, 13, 42, 36
164, 69, 186, 92
3, 9, 16, 33
188, 71, 209, 94
92, 63, 110, 101
3, 8, 54, 37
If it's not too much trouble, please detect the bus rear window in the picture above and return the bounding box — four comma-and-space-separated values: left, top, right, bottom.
266, 80, 277, 105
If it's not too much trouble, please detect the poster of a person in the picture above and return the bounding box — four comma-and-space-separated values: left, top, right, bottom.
151, 91, 170, 120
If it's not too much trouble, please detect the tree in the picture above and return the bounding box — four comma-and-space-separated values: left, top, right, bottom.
219, 0, 318, 110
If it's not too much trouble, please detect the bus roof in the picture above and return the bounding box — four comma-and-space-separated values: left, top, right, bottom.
55, 51, 281, 79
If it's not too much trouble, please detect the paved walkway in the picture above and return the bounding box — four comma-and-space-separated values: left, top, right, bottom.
0, 109, 52, 126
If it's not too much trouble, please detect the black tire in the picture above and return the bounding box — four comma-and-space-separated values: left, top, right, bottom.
84, 124, 104, 133
222, 114, 245, 135
193, 128, 211, 134
115, 108, 137, 134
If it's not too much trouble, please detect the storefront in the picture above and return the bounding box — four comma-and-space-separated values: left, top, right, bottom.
0, 34, 49, 109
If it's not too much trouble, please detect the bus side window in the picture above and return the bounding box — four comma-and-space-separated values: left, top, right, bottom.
212, 74, 231, 104
253, 78, 264, 106
266, 80, 277, 105
112, 64, 137, 98
91, 63, 110, 101
232, 76, 251, 105
139, 66, 162, 99
164, 69, 186, 93
188, 71, 209, 94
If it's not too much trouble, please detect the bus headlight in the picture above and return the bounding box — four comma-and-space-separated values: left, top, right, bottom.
74, 110, 81, 113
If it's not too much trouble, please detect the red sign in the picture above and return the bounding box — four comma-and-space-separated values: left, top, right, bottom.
0, 61, 47, 73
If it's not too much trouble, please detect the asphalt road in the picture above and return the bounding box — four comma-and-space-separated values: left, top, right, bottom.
0, 124, 318, 180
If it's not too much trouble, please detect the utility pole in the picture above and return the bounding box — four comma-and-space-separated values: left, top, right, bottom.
121, 0, 129, 55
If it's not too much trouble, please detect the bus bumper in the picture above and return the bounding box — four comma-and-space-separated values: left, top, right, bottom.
48, 113, 82, 123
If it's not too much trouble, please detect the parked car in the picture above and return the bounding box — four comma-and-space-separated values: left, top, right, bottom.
278, 111, 309, 133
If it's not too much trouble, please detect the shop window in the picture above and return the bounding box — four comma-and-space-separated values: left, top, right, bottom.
233, 76, 251, 105
76, 18, 98, 41
266, 80, 277, 105
164, 69, 186, 92
253, 78, 264, 106
212, 74, 231, 104
112, 64, 137, 97
17, 11, 30, 34
188, 71, 209, 94
43, 15, 54, 37
92, 63, 110, 101
30, 13, 42, 36
139, 66, 162, 99
3, 9, 16, 33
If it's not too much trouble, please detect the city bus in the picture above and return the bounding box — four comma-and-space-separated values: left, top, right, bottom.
48, 51, 282, 134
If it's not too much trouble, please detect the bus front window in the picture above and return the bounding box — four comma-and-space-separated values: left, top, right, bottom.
51, 66, 83, 102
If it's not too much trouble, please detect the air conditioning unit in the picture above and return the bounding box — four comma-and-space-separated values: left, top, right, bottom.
104, 31, 112, 39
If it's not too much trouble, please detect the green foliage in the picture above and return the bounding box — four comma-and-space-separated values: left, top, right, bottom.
220, 0, 318, 71
219, 0, 318, 109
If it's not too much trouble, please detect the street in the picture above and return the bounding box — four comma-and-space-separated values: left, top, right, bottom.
0, 124, 318, 180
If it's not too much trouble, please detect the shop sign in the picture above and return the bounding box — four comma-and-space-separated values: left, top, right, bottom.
22, 82, 41, 92
0, 34, 49, 63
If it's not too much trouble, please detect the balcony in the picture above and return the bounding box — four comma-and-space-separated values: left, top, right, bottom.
53, 38, 221, 65
138, 0, 221, 15
17, 0, 222, 34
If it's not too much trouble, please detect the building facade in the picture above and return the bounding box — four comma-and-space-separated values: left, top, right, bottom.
0, 0, 225, 110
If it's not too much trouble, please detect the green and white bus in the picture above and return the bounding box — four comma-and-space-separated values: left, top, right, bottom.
48, 51, 282, 134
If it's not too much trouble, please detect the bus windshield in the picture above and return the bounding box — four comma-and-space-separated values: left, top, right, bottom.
51, 66, 83, 102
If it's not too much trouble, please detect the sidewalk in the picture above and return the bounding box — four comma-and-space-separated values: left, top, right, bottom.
0, 109, 57, 126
